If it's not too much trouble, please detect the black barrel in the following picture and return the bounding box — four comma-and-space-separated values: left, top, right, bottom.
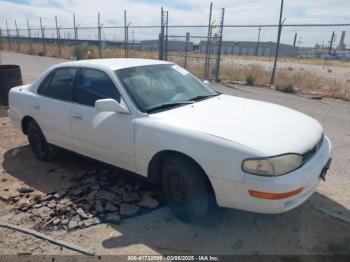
0, 65, 23, 106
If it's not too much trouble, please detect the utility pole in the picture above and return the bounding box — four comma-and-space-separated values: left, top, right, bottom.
269, 0, 284, 88
329, 31, 335, 55
293, 33, 297, 46
255, 26, 261, 56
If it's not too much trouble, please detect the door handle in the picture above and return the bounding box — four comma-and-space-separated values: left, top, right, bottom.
72, 114, 83, 120
33, 104, 40, 110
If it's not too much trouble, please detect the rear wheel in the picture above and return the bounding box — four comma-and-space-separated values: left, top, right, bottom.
161, 155, 210, 222
27, 121, 59, 161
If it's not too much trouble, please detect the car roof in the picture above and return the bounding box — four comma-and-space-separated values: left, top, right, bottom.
57, 58, 173, 71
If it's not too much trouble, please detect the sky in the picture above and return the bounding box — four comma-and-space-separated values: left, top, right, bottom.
0, 0, 349, 47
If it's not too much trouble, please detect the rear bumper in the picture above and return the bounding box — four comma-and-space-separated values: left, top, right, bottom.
210, 136, 332, 214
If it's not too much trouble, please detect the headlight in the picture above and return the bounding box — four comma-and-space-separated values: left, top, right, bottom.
242, 154, 303, 176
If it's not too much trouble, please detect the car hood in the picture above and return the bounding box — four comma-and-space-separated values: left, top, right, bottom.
150, 94, 323, 156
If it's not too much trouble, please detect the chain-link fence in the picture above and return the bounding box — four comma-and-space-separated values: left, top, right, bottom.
0, 1, 349, 98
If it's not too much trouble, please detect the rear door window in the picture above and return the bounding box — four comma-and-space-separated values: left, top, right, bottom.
43, 68, 78, 102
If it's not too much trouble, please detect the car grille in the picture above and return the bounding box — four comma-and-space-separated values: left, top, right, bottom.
302, 134, 324, 163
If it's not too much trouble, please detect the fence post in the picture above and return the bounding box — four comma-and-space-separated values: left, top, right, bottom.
6, 21, 11, 50
328, 31, 335, 55
98, 12, 102, 58
73, 14, 79, 46
164, 11, 168, 60
14, 20, 20, 52
0, 28, 3, 50
159, 7, 165, 60
269, 0, 284, 88
215, 7, 225, 82
55, 16, 62, 58
204, 2, 213, 79
184, 32, 190, 69
27, 18, 32, 55
40, 17, 46, 55
255, 26, 261, 56
124, 10, 131, 58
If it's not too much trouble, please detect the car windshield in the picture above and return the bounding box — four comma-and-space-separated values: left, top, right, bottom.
115, 64, 218, 113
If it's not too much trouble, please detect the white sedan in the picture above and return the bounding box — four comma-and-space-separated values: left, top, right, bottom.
8, 59, 332, 222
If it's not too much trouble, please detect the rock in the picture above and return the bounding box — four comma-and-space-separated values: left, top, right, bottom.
111, 186, 126, 195
54, 189, 66, 198
105, 212, 121, 224
33, 203, 43, 208
18, 203, 31, 212
97, 190, 116, 202
112, 195, 122, 205
123, 192, 140, 203
76, 208, 88, 219
17, 186, 34, 194
105, 202, 118, 212
82, 177, 96, 185
32, 206, 53, 219
11, 148, 20, 157
52, 218, 60, 225
57, 203, 70, 214
91, 184, 100, 191
69, 188, 84, 196
83, 217, 100, 227
2, 178, 7, 182
41, 194, 54, 202
95, 200, 104, 213
68, 220, 79, 230
82, 203, 91, 210
61, 219, 69, 225
124, 184, 133, 193
87, 190, 97, 201
47, 202, 56, 209
120, 203, 140, 216
137, 194, 159, 209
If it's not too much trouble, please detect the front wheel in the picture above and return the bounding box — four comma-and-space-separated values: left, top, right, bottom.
161, 155, 211, 222
27, 121, 59, 161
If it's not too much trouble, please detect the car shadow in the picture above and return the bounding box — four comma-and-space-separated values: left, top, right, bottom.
2, 145, 350, 255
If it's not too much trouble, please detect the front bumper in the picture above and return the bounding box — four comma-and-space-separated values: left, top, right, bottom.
210, 136, 332, 214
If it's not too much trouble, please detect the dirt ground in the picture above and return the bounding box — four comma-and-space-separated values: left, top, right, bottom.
0, 52, 349, 257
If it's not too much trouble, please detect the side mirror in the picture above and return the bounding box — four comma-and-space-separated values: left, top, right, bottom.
95, 99, 130, 114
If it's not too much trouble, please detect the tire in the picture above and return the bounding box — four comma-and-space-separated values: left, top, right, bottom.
27, 121, 59, 161
161, 155, 210, 222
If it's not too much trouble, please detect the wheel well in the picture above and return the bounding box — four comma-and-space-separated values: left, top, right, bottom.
21, 116, 35, 135
148, 150, 215, 194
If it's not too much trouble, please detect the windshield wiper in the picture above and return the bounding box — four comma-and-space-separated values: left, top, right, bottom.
188, 93, 219, 102
147, 101, 194, 113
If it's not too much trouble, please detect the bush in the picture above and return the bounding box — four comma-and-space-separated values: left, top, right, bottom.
245, 74, 255, 85
73, 45, 91, 60
276, 83, 296, 94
